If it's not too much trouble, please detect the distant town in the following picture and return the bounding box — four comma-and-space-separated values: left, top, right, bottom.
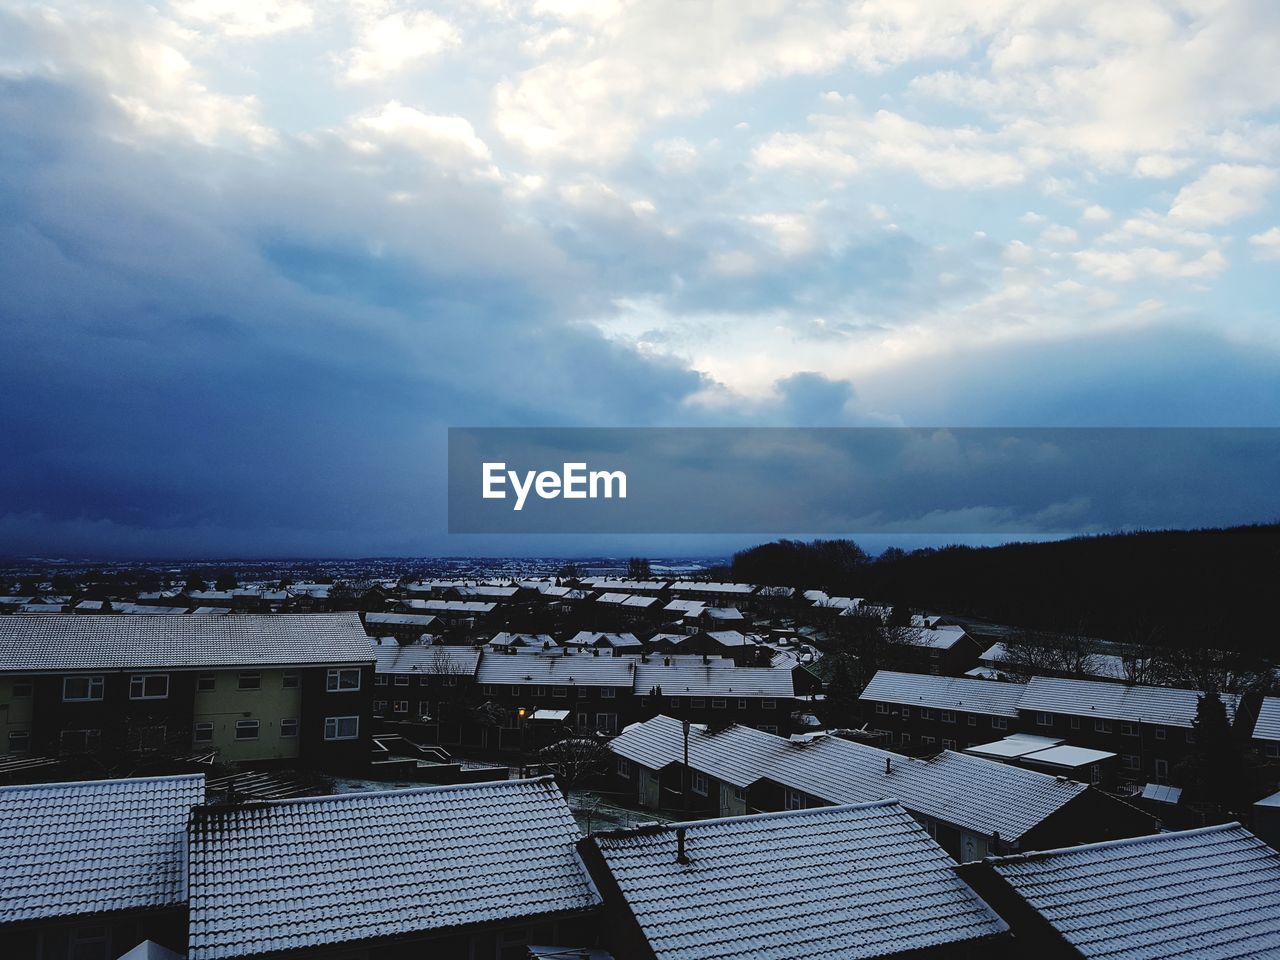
1, 539, 1278, 959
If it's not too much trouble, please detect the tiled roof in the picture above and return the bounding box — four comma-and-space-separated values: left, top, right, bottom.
187, 778, 599, 959
610, 716, 1089, 843
1253, 696, 1280, 742
0, 613, 374, 672
668, 581, 756, 595
372, 644, 481, 676
1020, 676, 1238, 728
984, 824, 1280, 958
476, 653, 635, 687
0, 774, 204, 925
633, 659, 793, 698
566, 632, 642, 649
586, 802, 1006, 960
860, 670, 1026, 717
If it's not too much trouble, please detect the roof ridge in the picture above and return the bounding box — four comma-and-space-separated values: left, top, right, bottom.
0, 771, 205, 794
194, 775, 557, 812
596, 799, 905, 839
983, 821, 1247, 866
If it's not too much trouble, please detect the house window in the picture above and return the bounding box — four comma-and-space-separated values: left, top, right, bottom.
737, 699, 748, 710
1091, 765, 1102, 785
992, 717, 1008, 730
943, 738, 956, 750
1122, 754, 1141, 770
922, 736, 936, 746
552, 687, 568, 698
197, 673, 216, 692
1154, 727, 1167, 740
129, 674, 169, 700
691, 771, 709, 795
617, 757, 630, 777
1070, 717, 1081, 730
420, 675, 432, 687
394, 700, 409, 713
12, 679, 32, 697
482, 685, 497, 696
1036, 712, 1053, 727
595, 712, 618, 734
192, 722, 214, 744
62, 676, 104, 701
373, 699, 388, 712
532, 686, 547, 697
390, 675, 407, 687
1154, 758, 1169, 782
325, 716, 360, 740
59, 729, 101, 753
1095, 719, 1112, 733
900, 733, 911, 745
966, 715, 977, 726
375, 675, 389, 686
8, 730, 30, 751
235, 720, 260, 741
759, 725, 778, 734
875, 703, 889, 715
442, 676, 459, 687
601, 688, 616, 699
941, 711, 956, 724
67, 925, 110, 960
283, 673, 300, 689
785, 788, 806, 810
1265, 743, 1280, 759
900, 706, 910, 719
326, 668, 362, 692
691, 698, 706, 709
920, 708, 933, 720
1121, 721, 1138, 737
238, 672, 261, 691
281, 718, 299, 738
712, 698, 727, 709
419, 700, 433, 717
761, 699, 776, 709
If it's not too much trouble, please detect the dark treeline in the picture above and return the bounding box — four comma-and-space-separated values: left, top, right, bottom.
732, 525, 1280, 654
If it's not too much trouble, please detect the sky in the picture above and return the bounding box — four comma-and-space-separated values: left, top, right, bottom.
1, 0, 1278, 558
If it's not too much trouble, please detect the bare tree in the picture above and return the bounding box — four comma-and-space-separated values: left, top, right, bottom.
538, 735, 612, 787
999, 625, 1101, 680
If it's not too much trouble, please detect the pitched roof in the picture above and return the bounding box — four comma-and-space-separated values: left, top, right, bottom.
1020, 676, 1238, 728
610, 716, 1090, 843
1253, 696, 1280, 742
983, 823, 1280, 958
476, 653, 635, 687
0, 614, 374, 672
860, 670, 1026, 717
586, 802, 1006, 960
186, 778, 599, 959
0, 774, 205, 925
633, 659, 793, 698
372, 644, 481, 676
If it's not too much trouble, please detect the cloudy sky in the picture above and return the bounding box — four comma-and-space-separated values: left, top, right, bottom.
1, 0, 1278, 557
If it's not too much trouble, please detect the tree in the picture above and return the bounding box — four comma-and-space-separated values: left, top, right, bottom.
539, 735, 612, 787
557, 563, 580, 580
215, 572, 238, 591
999, 626, 1101, 680
627, 557, 652, 580
822, 654, 861, 728
184, 570, 206, 593
1174, 690, 1261, 817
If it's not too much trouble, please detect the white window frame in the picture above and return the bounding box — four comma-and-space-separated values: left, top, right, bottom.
324, 715, 360, 740
235, 719, 260, 741
394, 700, 409, 713
1121, 721, 1139, 737
282, 673, 300, 689
280, 718, 299, 738
1036, 712, 1053, 726
711, 698, 727, 709
691, 771, 709, 796
1154, 727, 1167, 740
875, 703, 890, 715
197, 673, 216, 692
941, 710, 956, 724
691, 698, 706, 709
785, 788, 806, 810
375, 675, 389, 686
900, 706, 910, 719
193, 722, 214, 744
601, 687, 617, 699
129, 674, 169, 700
326, 668, 362, 692
238, 672, 261, 691
992, 717, 1008, 730
761, 699, 776, 709
1122, 753, 1141, 770
394, 675, 410, 686
1095, 719, 1112, 733
617, 757, 630, 777
62, 675, 104, 702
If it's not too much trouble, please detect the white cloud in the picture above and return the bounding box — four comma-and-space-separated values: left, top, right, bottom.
171, 0, 314, 38
349, 101, 495, 174
343, 10, 460, 82
1080, 204, 1111, 222
1249, 227, 1280, 261
1075, 246, 1227, 282
1168, 164, 1279, 226
1041, 224, 1079, 245
1098, 212, 1217, 249
1132, 154, 1194, 178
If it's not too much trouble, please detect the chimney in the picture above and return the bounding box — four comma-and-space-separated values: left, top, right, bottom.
885, 757, 892, 774
676, 827, 690, 864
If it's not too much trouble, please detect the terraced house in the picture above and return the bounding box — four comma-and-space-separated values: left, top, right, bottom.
0, 614, 374, 770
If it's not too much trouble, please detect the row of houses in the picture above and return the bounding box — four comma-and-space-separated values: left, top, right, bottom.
858, 670, 1260, 786
5, 768, 1277, 960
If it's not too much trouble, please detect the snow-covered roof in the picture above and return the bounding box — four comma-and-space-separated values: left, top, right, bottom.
402, 599, 495, 613
860, 670, 1026, 717
965, 734, 1064, 759
633, 659, 793, 699
566, 632, 642, 649
979, 642, 1127, 680
0, 774, 204, 925
476, 653, 635, 687
610, 716, 1090, 843
586, 802, 1007, 960
0, 613, 373, 672
1020, 676, 1238, 728
1021, 744, 1114, 769
117, 941, 185, 960
490, 632, 556, 649
915, 625, 971, 649
983, 824, 1280, 958
668, 581, 756, 595
372, 644, 481, 676
1253, 696, 1280, 742
186, 778, 599, 959
364, 612, 440, 628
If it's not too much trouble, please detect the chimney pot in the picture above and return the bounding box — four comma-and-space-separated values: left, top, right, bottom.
676, 827, 690, 865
